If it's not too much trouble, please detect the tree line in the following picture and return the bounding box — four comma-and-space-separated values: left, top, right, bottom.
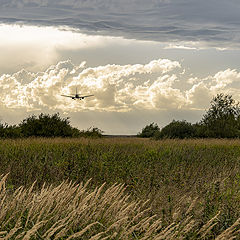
0, 113, 103, 138
1, 93, 239, 139
138, 93, 240, 139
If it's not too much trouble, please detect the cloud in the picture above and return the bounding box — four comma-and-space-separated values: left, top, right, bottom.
0, 59, 181, 112
211, 69, 240, 90
186, 68, 240, 110
186, 82, 212, 110
0, 0, 240, 48
1, 58, 240, 115
148, 75, 187, 109
1, 57, 240, 133
164, 42, 198, 50
0, 24, 133, 74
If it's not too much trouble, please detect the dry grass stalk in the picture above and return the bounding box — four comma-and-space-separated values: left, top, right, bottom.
215, 218, 240, 240
198, 211, 221, 237
65, 222, 100, 240
0, 174, 239, 239
22, 220, 47, 240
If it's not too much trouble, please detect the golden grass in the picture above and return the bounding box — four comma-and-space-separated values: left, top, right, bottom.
0, 175, 239, 239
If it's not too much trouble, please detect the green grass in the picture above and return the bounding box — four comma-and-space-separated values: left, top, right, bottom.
0, 138, 240, 238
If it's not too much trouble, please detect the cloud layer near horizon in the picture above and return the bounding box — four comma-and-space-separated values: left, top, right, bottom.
1, 58, 240, 114
1, 0, 240, 48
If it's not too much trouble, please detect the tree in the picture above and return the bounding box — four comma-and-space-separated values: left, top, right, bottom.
137, 122, 160, 138
79, 127, 104, 138
0, 123, 21, 138
200, 93, 240, 138
19, 113, 79, 137
0, 113, 104, 139
155, 120, 195, 139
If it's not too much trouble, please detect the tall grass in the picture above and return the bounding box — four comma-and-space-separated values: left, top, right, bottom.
0, 138, 240, 238
0, 174, 239, 239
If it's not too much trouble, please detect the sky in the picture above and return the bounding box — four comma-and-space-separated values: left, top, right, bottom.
0, 0, 240, 134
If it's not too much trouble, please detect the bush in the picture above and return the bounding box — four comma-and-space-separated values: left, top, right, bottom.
0, 123, 21, 138
137, 122, 160, 138
138, 94, 240, 139
19, 113, 78, 137
156, 120, 195, 139
0, 113, 104, 139
79, 127, 103, 138
200, 93, 240, 138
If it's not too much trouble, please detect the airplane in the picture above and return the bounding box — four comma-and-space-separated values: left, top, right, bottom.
61, 88, 94, 100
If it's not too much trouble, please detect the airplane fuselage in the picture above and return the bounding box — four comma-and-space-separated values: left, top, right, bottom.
72, 94, 84, 100
61, 90, 93, 100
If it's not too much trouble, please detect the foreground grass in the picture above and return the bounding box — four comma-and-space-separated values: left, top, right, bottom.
0, 174, 239, 239
0, 138, 240, 238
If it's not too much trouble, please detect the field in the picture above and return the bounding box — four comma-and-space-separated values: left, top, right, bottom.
0, 138, 240, 239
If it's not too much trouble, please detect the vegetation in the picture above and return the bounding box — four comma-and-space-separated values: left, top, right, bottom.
0, 93, 240, 238
1, 93, 239, 140
139, 93, 240, 139
19, 113, 79, 137
78, 127, 104, 138
137, 122, 160, 138
156, 120, 195, 139
0, 173, 239, 239
0, 123, 21, 138
0, 138, 240, 238
0, 113, 103, 138
199, 93, 240, 138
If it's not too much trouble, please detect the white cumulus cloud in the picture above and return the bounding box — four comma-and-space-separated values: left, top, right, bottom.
0, 59, 181, 112
1, 58, 240, 116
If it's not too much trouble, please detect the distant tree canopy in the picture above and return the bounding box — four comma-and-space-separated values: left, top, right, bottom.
138, 93, 240, 139
199, 93, 240, 138
137, 122, 160, 138
156, 120, 195, 139
0, 113, 103, 138
1, 93, 240, 139
19, 113, 78, 137
78, 127, 104, 138
0, 123, 21, 138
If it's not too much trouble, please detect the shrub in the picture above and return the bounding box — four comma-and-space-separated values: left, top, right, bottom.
200, 93, 240, 138
156, 120, 195, 139
0, 123, 21, 138
137, 122, 160, 138
79, 127, 103, 138
0, 113, 104, 139
19, 113, 79, 137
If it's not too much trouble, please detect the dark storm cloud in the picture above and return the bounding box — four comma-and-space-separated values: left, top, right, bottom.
1, 0, 240, 47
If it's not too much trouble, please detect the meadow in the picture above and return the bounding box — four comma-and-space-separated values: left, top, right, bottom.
0, 138, 240, 239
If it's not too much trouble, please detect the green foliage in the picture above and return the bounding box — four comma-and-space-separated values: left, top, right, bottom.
79, 127, 104, 138
139, 93, 240, 139
200, 93, 240, 138
0, 113, 103, 138
19, 113, 78, 137
137, 122, 160, 138
0, 123, 21, 138
0, 138, 240, 238
155, 120, 195, 139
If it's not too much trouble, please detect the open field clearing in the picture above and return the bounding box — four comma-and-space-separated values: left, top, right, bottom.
0, 138, 240, 239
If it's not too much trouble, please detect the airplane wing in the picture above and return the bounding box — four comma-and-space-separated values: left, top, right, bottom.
61, 95, 74, 98
81, 95, 94, 98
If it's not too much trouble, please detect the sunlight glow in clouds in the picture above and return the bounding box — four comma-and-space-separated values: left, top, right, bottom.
0, 23, 240, 133
1, 59, 240, 115
0, 24, 140, 74
0, 24, 116, 48
1, 0, 240, 49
